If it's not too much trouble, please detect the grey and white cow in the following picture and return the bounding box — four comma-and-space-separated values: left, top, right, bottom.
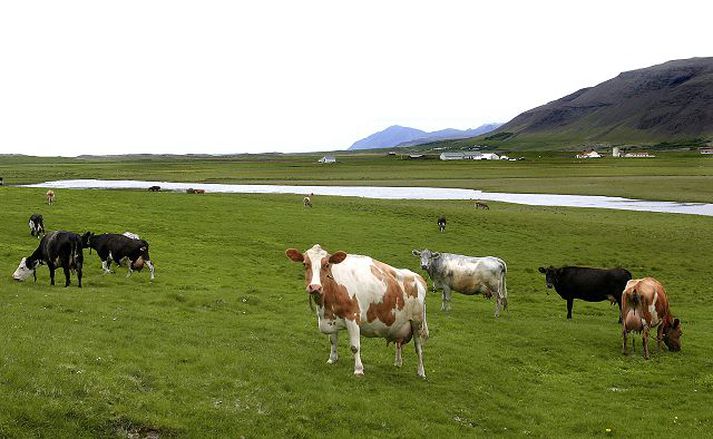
412, 249, 508, 317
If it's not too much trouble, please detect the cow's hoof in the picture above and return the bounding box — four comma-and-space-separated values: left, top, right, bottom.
327, 358, 338, 364
353, 371, 365, 377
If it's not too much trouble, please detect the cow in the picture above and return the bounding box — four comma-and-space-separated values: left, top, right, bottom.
303, 196, 313, 208
621, 277, 682, 359
81, 232, 155, 280
474, 201, 489, 210
12, 231, 83, 287
46, 190, 55, 205
538, 266, 632, 320
193, 189, 206, 194
412, 249, 508, 317
147, 186, 161, 192
186, 188, 195, 194
28, 214, 45, 238
286, 244, 429, 378
437, 216, 446, 232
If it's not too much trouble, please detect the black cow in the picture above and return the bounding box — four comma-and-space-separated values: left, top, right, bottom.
538, 266, 632, 320
437, 216, 447, 232
28, 214, 45, 238
82, 232, 155, 280
148, 185, 161, 192
12, 231, 83, 287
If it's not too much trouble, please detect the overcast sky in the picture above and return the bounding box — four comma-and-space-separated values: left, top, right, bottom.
0, 1, 711, 157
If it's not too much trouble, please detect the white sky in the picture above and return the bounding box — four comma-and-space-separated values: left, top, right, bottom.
0, 1, 711, 157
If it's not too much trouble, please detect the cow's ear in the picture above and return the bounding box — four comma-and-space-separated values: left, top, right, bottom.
285, 248, 304, 262
329, 251, 347, 264
538, 267, 546, 273
432, 252, 441, 258
411, 249, 421, 256
673, 318, 681, 328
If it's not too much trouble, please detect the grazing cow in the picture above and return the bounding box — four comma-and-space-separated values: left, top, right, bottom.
412, 249, 508, 316
621, 277, 682, 359
147, 185, 161, 192
437, 216, 446, 232
28, 214, 45, 238
46, 190, 55, 205
186, 188, 195, 194
193, 189, 206, 194
303, 196, 313, 208
474, 201, 489, 210
82, 232, 155, 280
12, 231, 83, 287
538, 266, 632, 320
286, 244, 429, 378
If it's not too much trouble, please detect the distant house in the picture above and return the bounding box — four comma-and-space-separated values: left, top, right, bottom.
440, 152, 466, 161
623, 152, 655, 158
474, 152, 500, 160
612, 147, 622, 157
408, 154, 425, 159
388, 151, 397, 156
576, 150, 602, 159
318, 156, 336, 164
699, 147, 713, 155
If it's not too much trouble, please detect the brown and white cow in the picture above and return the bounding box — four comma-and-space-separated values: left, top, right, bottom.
621, 277, 682, 359
286, 244, 429, 378
46, 190, 55, 205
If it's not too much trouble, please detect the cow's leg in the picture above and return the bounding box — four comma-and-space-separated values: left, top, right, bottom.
327, 333, 339, 364
656, 325, 664, 352
146, 260, 155, 280
411, 321, 426, 378
616, 300, 623, 324
345, 320, 363, 376
441, 286, 452, 312
126, 264, 133, 278
76, 266, 82, 288
62, 264, 71, 287
394, 341, 403, 367
642, 325, 650, 360
101, 259, 111, 274
494, 289, 502, 318
566, 298, 574, 319
621, 325, 628, 355
48, 262, 56, 286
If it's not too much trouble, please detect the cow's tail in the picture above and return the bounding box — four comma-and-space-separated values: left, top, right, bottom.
498, 258, 508, 310
69, 239, 81, 271
417, 276, 430, 344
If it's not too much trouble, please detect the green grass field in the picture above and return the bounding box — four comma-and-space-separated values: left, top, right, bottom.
2, 151, 713, 203
1, 168, 712, 437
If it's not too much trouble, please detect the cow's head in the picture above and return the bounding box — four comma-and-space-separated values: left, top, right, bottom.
662, 318, 682, 352
286, 244, 347, 295
81, 231, 95, 249
12, 257, 40, 282
538, 266, 559, 289
412, 248, 440, 271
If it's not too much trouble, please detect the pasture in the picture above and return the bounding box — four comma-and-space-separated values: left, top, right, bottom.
0, 182, 711, 438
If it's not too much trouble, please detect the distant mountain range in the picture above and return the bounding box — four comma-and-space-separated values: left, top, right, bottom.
348, 123, 501, 150
486, 57, 713, 146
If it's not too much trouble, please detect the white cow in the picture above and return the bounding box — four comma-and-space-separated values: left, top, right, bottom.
412, 248, 508, 317
286, 244, 429, 378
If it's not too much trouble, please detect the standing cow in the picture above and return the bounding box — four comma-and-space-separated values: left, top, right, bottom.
12, 231, 83, 287
412, 249, 508, 317
46, 190, 55, 205
621, 277, 682, 359
303, 196, 313, 208
437, 216, 446, 232
538, 266, 631, 320
286, 244, 429, 378
28, 214, 45, 238
82, 232, 155, 280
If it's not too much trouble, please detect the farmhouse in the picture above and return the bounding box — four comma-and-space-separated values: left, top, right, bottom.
576, 150, 602, 159
440, 152, 467, 160
318, 155, 336, 164
474, 152, 500, 160
623, 151, 655, 158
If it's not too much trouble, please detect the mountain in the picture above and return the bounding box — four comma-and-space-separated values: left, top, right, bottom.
348, 123, 501, 150
487, 57, 713, 146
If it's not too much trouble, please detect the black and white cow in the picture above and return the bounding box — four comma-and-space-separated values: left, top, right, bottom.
28, 214, 45, 238
12, 231, 83, 287
437, 216, 447, 232
412, 249, 508, 317
82, 232, 155, 280
537, 266, 632, 320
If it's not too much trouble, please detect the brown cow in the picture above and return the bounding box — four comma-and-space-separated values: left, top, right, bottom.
46, 190, 56, 205
193, 189, 205, 194
621, 277, 682, 359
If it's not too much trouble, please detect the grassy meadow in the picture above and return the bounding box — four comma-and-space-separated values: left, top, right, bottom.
1, 169, 712, 438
